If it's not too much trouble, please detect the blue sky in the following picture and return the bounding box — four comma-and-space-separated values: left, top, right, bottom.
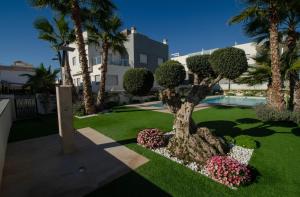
0, 0, 250, 68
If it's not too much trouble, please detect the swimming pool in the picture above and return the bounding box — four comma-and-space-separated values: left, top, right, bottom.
202, 96, 266, 106
147, 96, 266, 108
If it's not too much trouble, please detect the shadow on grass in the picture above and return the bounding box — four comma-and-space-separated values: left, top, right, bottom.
198, 119, 298, 138
236, 118, 260, 124
87, 171, 171, 197
292, 127, 300, 136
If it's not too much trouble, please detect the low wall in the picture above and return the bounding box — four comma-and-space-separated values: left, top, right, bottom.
0, 99, 13, 188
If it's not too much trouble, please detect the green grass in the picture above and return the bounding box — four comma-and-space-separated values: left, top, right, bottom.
9, 106, 300, 196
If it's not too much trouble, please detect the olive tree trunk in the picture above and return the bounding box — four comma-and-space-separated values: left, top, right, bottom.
163, 77, 228, 165
70, 0, 95, 114
96, 43, 109, 110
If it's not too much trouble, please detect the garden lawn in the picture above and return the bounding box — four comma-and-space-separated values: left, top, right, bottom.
9, 106, 300, 196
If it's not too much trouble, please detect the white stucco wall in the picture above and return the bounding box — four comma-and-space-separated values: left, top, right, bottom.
171, 42, 264, 90
68, 32, 132, 92
0, 99, 13, 188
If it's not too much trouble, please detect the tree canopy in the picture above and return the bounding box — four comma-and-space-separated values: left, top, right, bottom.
186, 54, 215, 79
155, 60, 186, 89
209, 47, 248, 80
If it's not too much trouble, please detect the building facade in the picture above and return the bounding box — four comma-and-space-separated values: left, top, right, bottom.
68, 27, 169, 92
171, 42, 268, 90
0, 61, 35, 93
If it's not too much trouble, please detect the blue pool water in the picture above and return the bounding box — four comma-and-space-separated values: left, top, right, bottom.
148, 96, 266, 108
202, 96, 266, 106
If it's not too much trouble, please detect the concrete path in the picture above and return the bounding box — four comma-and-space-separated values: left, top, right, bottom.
1, 127, 148, 197
127, 101, 210, 114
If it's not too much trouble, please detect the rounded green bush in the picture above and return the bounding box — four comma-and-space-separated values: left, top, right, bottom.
235, 135, 257, 149
186, 54, 215, 79
123, 68, 154, 96
209, 47, 248, 80
155, 60, 186, 89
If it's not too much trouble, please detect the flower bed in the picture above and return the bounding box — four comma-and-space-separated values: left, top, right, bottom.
138, 130, 254, 189
137, 128, 166, 149
206, 156, 252, 187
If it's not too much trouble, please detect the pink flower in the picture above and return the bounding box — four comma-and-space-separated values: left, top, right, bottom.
205, 156, 252, 187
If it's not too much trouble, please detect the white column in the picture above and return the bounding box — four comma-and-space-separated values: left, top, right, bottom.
56, 85, 75, 154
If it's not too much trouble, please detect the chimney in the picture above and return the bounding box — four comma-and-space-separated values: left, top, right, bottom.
131, 26, 137, 34
163, 38, 168, 45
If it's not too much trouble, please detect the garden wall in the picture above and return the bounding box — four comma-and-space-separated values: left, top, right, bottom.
0, 99, 13, 188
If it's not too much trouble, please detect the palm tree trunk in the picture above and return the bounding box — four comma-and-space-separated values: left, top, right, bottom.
96, 43, 109, 110
70, 0, 95, 114
268, 6, 285, 111
63, 50, 78, 101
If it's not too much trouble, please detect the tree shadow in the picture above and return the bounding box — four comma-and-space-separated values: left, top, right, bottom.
198, 120, 277, 138
292, 127, 300, 136
264, 121, 298, 128
242, 125, 275, 137
236, 118, 260, 124
87, 171, 171, 197
197, 121, 241, 137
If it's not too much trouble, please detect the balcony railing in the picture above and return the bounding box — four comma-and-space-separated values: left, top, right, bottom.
109, 59, 129, 66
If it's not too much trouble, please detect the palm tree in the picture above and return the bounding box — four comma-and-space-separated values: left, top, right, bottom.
34, 15, 76, 89
30, 0, 96, 114
231, 1, 300, 110
87, 12, 127, 110
21, 63, 59, 94
229, 0, 286, 110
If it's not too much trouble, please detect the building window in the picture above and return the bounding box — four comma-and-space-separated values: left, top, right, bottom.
107, 75, 118, 86
140, 54, 147, 64
72, 57, 76, 66
157, 57, 164, 65
95, 75, 100, 84
92, 56, 101, 65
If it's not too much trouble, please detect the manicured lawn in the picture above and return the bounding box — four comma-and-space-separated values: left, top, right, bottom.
9, 106, 300, 196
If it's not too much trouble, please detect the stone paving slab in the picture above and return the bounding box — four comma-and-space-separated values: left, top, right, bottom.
1, 127, 148, 197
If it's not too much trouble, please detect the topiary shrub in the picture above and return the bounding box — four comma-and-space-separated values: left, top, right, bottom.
235, 135, 257, 149
186, 54, 215, 80
137, 128, 166, 149
155, 60, 186, 88
206, 156, 252, 187
209, 47, 248, 80
123, 68, 154, 96
255, 104, 293, 122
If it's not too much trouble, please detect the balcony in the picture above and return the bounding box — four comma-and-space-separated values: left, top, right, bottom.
109, 59, 129, 66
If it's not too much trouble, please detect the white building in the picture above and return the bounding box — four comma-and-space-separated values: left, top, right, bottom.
68, 27, 169, 92
171, 42, 268, 90
0, 61, 35, 92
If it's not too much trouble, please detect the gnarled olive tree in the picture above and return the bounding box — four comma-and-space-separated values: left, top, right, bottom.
125, 47, 248, 165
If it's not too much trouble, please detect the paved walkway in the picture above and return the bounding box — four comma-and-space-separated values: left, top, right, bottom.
126, 101, 210, 114
1, 127, 148, 197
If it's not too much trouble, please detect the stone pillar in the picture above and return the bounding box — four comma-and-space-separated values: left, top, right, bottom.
56, 85, 75, 154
